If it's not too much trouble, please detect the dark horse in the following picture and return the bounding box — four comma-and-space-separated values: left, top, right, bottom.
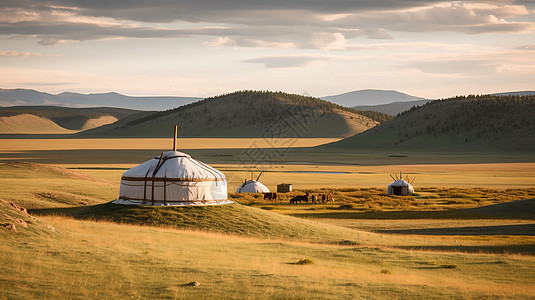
290, 192, 309, 204
263, 192, 277, 201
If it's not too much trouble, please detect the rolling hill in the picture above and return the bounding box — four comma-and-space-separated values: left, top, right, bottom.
0, 106, 143, 133
491, 91, 535, 97
326, 95, 535, 151
0, 88, 201, 111
353, 99, 430, 115
82, 91, 387, 138
322, 89, 427, 107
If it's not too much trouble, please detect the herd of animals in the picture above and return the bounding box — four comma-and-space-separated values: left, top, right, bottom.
263, 192, 334, 204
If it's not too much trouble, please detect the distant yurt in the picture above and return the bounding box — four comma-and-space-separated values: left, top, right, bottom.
236, 172, 270, 193
387, 172, 415, 196
113, 127, 231, 206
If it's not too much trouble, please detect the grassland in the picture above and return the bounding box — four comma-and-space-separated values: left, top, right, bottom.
3, 214, 535, 299
0, 137, 340, 151
1, 137, 535, 299
1, 137, 535, 192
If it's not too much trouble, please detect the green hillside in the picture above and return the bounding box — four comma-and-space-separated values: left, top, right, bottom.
0, 106, 141, 133
34, 202, 371, 243
327, 95, 535, 151
82, 91, 385, 138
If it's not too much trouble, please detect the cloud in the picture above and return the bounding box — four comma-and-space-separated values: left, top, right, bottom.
242, 55, 333, 68
333, 2, 535, 35
366, 28, 393, 39
403, 59, 499, 75
0, 1, 533, 48
0, 7, 40, 23
519, 44, 535, 50
18, 81, 75, 86
400, 47, 535, 76
0, 50, 42, 57
0, 19, 233, 45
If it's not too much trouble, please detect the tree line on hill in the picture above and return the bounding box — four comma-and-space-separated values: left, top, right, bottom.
125, 90, 391, 128
330, 94, 535, 151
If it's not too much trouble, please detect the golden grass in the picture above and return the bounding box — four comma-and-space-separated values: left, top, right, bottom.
1, 216, 534, 299
0, 114, 77, 134
1, 161, 535, 298
62, 162, 535, 191
79, 115, 118, 131
1, 137, 534, 189
0, 138, 340, 151
220, 162, 535, 190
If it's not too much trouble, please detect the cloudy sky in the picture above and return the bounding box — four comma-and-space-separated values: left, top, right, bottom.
1, 0, 534, 99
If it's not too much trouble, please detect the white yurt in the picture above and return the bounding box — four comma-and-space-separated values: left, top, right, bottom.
236, 179, 270, 193
114, 127, 231, 206
114, 150, 231, 206
387, 179, 414, 196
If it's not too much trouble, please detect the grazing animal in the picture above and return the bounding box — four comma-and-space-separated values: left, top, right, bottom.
326, 192, 334, 202
322, 193, 335, 203
264, 192, 277, 201
311, 194, 318, 204
290, 192, 309, 204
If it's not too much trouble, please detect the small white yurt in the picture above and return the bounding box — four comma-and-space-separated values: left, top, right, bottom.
236, 180, 270, 193
236, 172, 270, 193
113, 127, 231, 206
387, 172, 414, 196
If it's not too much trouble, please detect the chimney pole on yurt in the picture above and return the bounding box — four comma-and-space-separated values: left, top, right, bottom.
173, 125, 177, 151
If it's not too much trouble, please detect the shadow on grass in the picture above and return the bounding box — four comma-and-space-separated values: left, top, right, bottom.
396, 244, 535, 255
29, 201, 226, 224
290, 209, 535, 220
377, 224, 535, 236
30, 205, 93, 217
288, 210, 486, 220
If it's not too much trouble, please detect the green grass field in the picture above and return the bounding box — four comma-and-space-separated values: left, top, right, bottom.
1, 138, 535, 298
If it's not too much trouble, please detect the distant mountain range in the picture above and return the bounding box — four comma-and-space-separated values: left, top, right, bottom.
3, 88, 533, 117
321, 89, 427, 106
81, 91, 383, 138
353, 100, 430, 115
322, 90, 535, 115
0, 89, 201, 111
491, 91, 535, 96
326, 94, 535, 152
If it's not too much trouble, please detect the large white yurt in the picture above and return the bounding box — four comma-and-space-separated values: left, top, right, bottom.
387, 179, 414, 196
236, 179, 270, 193
114, 150, 231, 206
114, 126, 231, 206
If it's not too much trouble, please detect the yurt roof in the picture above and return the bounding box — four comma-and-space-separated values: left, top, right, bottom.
236, 180, 270, 193
388, 179, 411, 187
122, 150, 225, 181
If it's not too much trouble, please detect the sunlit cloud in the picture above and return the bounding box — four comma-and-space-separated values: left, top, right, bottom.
0, 1, 532, 47
0, 50, 42, 57
519, 43, 535, 50
399, 47, 535, 75
242, 55, 334, 68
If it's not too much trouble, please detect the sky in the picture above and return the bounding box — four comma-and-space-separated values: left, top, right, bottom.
0, 0, 534, 99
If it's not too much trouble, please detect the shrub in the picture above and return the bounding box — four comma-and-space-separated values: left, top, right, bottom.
295, 258, 314, 265
439, 264, 457, 269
